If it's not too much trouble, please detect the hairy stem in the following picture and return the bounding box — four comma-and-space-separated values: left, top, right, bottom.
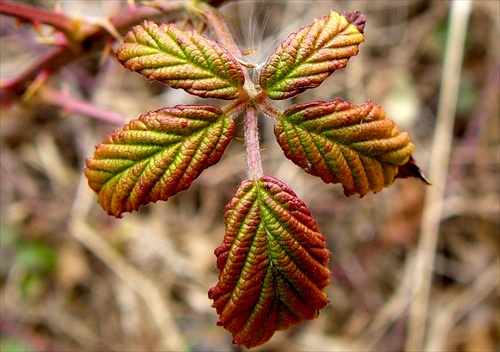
199, 3, 242, 59
244, 106, 263, 180
199, 2, 265, 179
256, 93, 283, 119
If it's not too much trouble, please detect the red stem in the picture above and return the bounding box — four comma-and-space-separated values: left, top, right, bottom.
200, 2, 270, 179
0, 1, 75, 37
40, 87, 127, 125
200, 4, 242, 59
0, 1, 185, 103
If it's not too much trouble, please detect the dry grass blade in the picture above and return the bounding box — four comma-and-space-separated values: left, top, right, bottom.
69, 217, 186, 351
425, 258, 499, 351
406, 1, 473, 350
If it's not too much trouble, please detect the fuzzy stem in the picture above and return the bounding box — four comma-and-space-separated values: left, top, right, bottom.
200, 3, 264, 179
255, 93, 283, 119
244, 106, 263, 180
198, 3, 242, 59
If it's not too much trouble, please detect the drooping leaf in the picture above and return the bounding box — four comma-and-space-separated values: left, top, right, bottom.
274, 99, 416, 197
396, 155, 431, 185
85, 105, 234, 217
116, 21, 244, 99
209, 176, 330, 348
259, 11, 365, 100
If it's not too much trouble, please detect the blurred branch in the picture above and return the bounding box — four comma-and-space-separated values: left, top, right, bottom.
0, 1, 76, 37
2, 283, 105, 351
0, 1, 185, 106
39, 86, 127, 125
69, 217, 187, 351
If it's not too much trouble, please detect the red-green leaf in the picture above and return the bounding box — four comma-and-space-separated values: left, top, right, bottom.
259, 11, 365, 100
209, 176, 330, 348
274, 100, 415, 197
85, 105, 234, 217
116, 21, 244, 99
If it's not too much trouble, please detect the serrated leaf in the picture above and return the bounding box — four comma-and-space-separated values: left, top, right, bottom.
209, 176, 330, 348
116, 21, 244, 99
259, 11, 365, 100
85, 105, 234, 217
274, 99, 415, 197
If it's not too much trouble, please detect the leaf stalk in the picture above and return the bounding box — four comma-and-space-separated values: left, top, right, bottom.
244, 106, 263, 180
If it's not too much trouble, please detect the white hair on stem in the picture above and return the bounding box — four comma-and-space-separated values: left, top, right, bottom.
235, 2, 301, 82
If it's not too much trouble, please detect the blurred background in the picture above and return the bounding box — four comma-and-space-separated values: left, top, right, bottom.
1, 1, 498, 351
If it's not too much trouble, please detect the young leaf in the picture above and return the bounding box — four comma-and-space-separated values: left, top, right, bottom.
85, 105, 234, 217
259, 11, 365, 100
274, 100, 415, 197
209, 176, 330, 348
116, 21, 244, 100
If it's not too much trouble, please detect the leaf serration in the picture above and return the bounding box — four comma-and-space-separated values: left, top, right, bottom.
85, 105, 234, 217
209, 176, 330, 348
274, 99, 415, 196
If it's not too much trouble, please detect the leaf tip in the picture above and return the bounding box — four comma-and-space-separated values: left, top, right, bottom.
342, 11, 366, 34
396, 156, 431, 185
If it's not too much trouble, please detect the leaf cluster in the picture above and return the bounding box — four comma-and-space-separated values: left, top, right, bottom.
84, 4, 427, 348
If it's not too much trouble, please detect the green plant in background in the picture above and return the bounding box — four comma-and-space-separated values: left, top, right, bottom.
1, 228, 57, 299
0, 337, 32, 352
1, 0, 427, 348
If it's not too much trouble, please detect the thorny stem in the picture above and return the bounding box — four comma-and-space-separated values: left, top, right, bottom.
0, 1, 76, 38
0, 1, 185, 104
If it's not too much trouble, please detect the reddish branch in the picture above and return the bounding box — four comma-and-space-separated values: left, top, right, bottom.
0, 1, 185, 105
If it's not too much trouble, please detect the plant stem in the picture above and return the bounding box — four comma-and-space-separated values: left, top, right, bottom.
244, 106, 263, 180
200, 3, 265, 179
39, 87, 127, 125
0, 1, 76, 38
0, 1, 185, 104
199, 3, 242, 59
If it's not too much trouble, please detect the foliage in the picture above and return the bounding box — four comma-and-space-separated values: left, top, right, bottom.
82, 4, 426, 347
1, 0, 427, 348
85, 105, 234, 217
208, 176, 330, 347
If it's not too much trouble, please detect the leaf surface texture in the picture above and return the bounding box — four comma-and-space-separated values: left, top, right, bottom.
85, 105, 234, 217
275, 100, 415, 196
209, 176, 330, 348
116, 21, 244, 99
259, 11, 365, 100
